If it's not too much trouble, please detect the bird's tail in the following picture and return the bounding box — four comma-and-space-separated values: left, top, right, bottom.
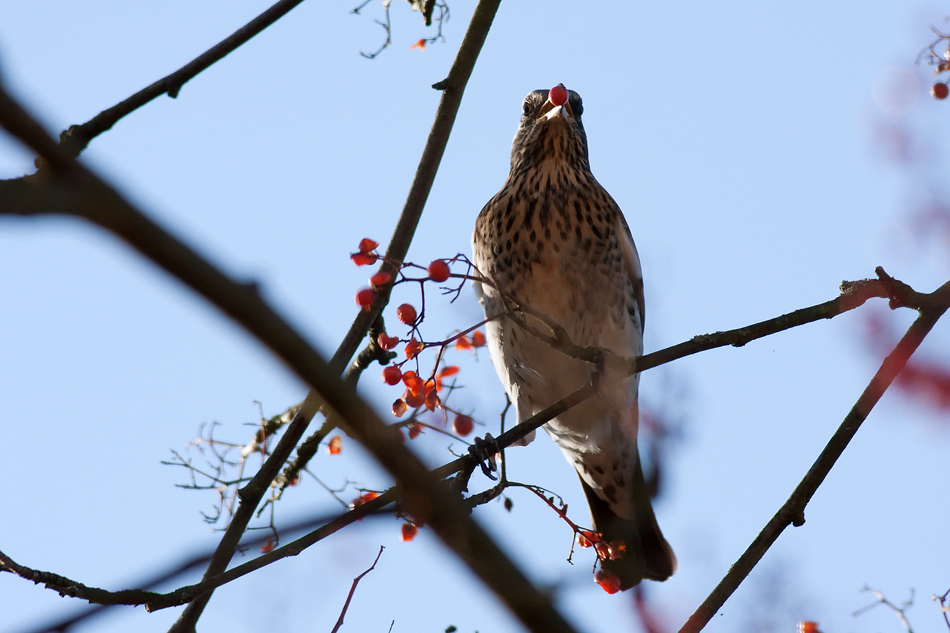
579, 456, 676, 591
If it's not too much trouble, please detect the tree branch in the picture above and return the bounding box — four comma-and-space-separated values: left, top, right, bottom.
330, 546, 385, 633
0, 8, 582, 633
0, 265, 916, 626
678, 277, 950, 633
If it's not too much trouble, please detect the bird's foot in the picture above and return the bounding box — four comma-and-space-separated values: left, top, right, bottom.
468, 433, 500, 481
589, 347, 607, 391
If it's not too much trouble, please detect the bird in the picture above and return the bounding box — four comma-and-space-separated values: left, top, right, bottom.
471, 84, 676, 590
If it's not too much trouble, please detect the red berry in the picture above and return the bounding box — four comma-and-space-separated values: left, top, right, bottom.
405, 389, 426, 408
933, 83, 949, 99
577, 533, 592, 548
355, 288, 374, 311
471, 330, 486, 347
382, 365, 402, 385
594, 570, 621, 595
408, 423, 423, 439
427, 259, 450, 282
401, 523, 418, 541
452, 414, 474, 436
402, 371, 424, 395
455, 334, 473, 350
549, 83, 569, 107
396, 303, 417, 324
370, 271, 392, 287
358, 238, 379, 253
351, 252, 377, 266
327, 435, 342, 455
377, 333, 399, 350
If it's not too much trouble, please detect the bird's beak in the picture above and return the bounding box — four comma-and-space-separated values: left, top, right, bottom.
537, 97, 574, 123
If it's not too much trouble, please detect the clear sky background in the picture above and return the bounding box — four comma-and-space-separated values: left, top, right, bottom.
2, 2, 949, 633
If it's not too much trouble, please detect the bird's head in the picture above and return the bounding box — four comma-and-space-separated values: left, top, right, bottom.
509, 84, 590, 175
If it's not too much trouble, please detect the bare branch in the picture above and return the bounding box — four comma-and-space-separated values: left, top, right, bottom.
678, 278, 950, 633
853, 586, 915, 633
331, 546, 385, 633
0, 549, 161, 606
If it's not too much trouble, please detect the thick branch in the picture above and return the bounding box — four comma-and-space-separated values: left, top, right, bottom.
0, 8, 580, 633
678, 277, 950, 633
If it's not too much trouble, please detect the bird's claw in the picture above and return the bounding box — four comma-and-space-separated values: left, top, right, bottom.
468, 433, 500, 481
589, 347, 607, 390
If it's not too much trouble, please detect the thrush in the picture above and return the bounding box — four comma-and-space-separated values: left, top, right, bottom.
471, 84, 676, 590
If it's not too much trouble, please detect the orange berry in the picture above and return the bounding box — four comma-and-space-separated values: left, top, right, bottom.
327, 435, 342, 455
402, 370, 424, 394
382, 365, 402, 385
370, 271, 392, 287
472, 330, 486, 347
404, 338, 424, 359
401, 523, 418, 541
577, 533, 592, 548
427, 259, 451, 282
437, 365, 459, 378
594, 569, 621, 594
396, 303, 417, 324
355, 288, 374, 311
408, 422, 423, 439
260, 539, 275, 553
452, 414, 474, 436
350, 252, 377, 266
392, 399, 409, 417
455, 334, 473, 350
358, 238, 379, 253
377, 333, 399, 350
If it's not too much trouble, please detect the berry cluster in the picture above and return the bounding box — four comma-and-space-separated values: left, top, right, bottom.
350, 238, 488, 439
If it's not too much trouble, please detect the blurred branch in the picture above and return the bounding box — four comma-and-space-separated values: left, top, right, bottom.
4, 510, 373, 633
678, 275, 950, 633
853, 586, 915, 633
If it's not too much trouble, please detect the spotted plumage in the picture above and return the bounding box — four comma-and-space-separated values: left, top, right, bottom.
472, 86, 675, 590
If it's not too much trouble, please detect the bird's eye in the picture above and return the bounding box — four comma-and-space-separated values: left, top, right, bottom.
522, 102, 530, 117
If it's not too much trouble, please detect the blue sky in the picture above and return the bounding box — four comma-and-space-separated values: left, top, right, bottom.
2, 2, 949, 632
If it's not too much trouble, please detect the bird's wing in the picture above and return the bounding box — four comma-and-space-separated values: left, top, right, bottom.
616, 212, 645, 334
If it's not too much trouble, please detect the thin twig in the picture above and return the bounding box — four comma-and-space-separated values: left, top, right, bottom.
853, 586, 915, 633
330, 546, 385, 633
